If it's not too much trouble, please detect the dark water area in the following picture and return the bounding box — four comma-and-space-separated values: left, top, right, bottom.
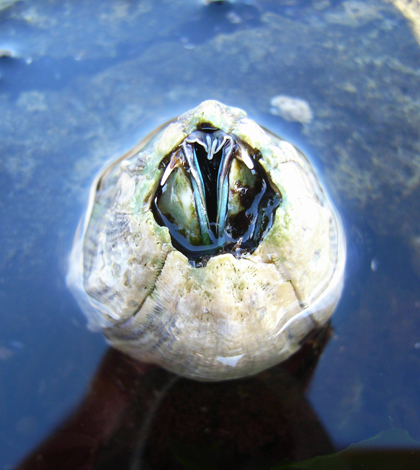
1, 0, 420, 468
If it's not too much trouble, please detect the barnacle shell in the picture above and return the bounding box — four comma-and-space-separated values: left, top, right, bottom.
68, 100, 345, 381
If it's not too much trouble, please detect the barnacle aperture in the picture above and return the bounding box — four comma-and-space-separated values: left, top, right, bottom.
152, 126, 281, 264
68, 100, 346, 381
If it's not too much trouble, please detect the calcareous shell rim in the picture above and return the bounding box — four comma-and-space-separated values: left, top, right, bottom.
67, 100, 346, 381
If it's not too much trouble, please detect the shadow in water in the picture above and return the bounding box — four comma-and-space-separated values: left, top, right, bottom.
14, 323, 420, 469
16, 326, 334, 470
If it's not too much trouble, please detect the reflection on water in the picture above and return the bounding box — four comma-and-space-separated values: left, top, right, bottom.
1, 0, 420, 468
16, 330, 335, 469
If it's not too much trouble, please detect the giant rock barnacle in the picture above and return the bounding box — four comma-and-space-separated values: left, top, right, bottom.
68, 100, 346, 381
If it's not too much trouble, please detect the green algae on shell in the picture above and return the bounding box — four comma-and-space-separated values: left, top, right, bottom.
67, 100, 346, 381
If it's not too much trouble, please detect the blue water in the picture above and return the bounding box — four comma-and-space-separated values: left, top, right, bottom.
1, 0, 420, 468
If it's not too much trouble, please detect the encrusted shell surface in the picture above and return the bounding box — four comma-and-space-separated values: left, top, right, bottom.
68, 100, 346, 381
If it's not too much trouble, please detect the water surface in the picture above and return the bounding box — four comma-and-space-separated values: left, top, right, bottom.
1, 0, 420, 468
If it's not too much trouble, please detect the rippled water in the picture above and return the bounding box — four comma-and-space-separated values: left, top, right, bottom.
1, 0, 420, 468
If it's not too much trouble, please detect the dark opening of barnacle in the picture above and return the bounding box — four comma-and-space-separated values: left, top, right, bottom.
151, 127, 281, 266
